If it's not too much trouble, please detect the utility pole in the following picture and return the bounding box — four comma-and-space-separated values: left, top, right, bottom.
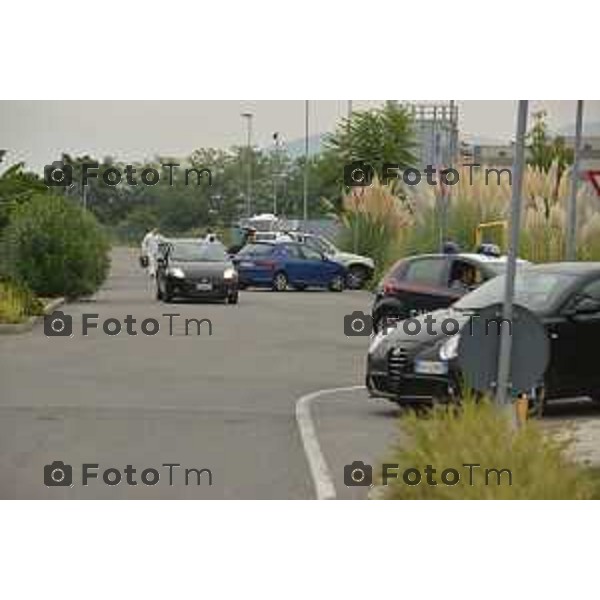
241, 112, 253, 217
272, 132, 283, 215
495, 100, 529, 407
303, 100, 309, 225
566, 100, 584, 260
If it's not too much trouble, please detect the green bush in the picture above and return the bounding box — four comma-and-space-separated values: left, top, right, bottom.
2, 194, 110, 298
379, 399, 594, 499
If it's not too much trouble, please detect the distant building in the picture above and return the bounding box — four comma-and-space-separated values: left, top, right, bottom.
405, 102, 458, 168
459, 136, 600, 172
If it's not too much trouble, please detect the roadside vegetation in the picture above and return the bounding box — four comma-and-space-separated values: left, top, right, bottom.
2, 195, 110, 299
0, 278, 45, 324
0, 155, 111, 323
378, 399, 598, 499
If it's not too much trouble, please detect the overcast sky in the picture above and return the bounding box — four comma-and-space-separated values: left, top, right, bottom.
1, 100, 598, 173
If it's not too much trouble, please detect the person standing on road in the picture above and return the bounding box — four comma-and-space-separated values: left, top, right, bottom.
145, 228, 162, 277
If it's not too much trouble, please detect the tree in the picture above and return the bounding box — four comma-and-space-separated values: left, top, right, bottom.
0, 157, 48, 229
318, 101, 417, 212
527, 110, 574, 207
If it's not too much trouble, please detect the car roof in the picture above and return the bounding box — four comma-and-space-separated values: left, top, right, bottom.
528, 262, 600, 276
405, 252, 527, 264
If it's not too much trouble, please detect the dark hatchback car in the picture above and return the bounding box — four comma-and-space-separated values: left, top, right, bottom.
367, 263, 600, 414
371, 252, 528, 332
156, 240, 239, 303
233, 242, 347, 291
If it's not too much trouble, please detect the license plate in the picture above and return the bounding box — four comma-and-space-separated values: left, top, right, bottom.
196, 282, 212, 291
240, 261, 254, 268
414, 360, 448, 375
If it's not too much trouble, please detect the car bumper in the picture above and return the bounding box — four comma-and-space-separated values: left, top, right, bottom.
168, 277, 238, 298
366, 349, 460, 404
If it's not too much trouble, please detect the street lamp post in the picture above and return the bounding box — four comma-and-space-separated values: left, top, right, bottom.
303, 100, 309, 225
241, 112, 253, 217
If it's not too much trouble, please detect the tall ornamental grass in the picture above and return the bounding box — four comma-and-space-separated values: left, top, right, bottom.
338, 162, 600, 277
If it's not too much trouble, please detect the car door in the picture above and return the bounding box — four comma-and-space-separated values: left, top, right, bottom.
297, 245, 329, 285
274, 244, 306, 283
544, 276, 600, 397
399, 257, 451, 315
554, 277, 600, 397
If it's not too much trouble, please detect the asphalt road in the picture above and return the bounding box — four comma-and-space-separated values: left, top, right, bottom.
3, 247, 599, 499
0, 247, 399, 499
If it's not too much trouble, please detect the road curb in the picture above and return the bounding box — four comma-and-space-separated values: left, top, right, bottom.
0, 296, 65, 335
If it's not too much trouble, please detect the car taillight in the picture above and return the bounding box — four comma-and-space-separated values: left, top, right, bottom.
383, 279, 401, 294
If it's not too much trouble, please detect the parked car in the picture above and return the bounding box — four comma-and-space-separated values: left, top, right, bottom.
289, 232, 375, 289
366, 262, 600, 415
233, 242, 347, 291
156, 240, 238, 303
371, 251, 529, 332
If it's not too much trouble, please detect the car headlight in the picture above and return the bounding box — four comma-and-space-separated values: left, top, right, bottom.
223, 267, 237, 280
168, 267, 185, 279
439, 334, 460, 361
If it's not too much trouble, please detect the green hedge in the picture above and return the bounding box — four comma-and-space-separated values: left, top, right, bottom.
2, 194, 110, 298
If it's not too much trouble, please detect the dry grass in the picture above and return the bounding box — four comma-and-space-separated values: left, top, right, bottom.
338, 162, 600, 273
379, 399, 595, 500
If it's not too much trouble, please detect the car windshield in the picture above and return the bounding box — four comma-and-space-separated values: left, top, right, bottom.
454, 271, 578, 313
237, 244, 274, 257
170, 242, 228, 262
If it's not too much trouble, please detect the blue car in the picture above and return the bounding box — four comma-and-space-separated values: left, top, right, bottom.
233, 242, 347, 291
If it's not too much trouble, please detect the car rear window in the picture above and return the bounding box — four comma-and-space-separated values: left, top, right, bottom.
237, 244, 274, 257
404, 258, 446, 286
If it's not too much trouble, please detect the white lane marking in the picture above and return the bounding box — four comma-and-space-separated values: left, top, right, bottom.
295, 385, 365, 500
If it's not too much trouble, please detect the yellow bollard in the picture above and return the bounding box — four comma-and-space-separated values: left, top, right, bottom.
515, 394, 529, 426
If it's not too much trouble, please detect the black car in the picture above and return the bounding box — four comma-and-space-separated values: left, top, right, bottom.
366, 263, 600, 414
156, 240, 239, 303
371, 252, 529, 332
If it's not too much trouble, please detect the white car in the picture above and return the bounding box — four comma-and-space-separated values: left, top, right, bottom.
288, 232, 375, 289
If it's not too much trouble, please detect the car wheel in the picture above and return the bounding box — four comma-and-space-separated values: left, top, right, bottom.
346, 265, 370, 290
272, 272, 288, 292
227, 293, 239, 305
329, 274, 345, 292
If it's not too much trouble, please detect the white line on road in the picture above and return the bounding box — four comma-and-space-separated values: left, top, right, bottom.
295, 385, 365, 500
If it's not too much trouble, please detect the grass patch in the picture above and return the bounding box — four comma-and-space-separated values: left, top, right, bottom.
0, 279, 45, 324
378, 399, 595, 499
